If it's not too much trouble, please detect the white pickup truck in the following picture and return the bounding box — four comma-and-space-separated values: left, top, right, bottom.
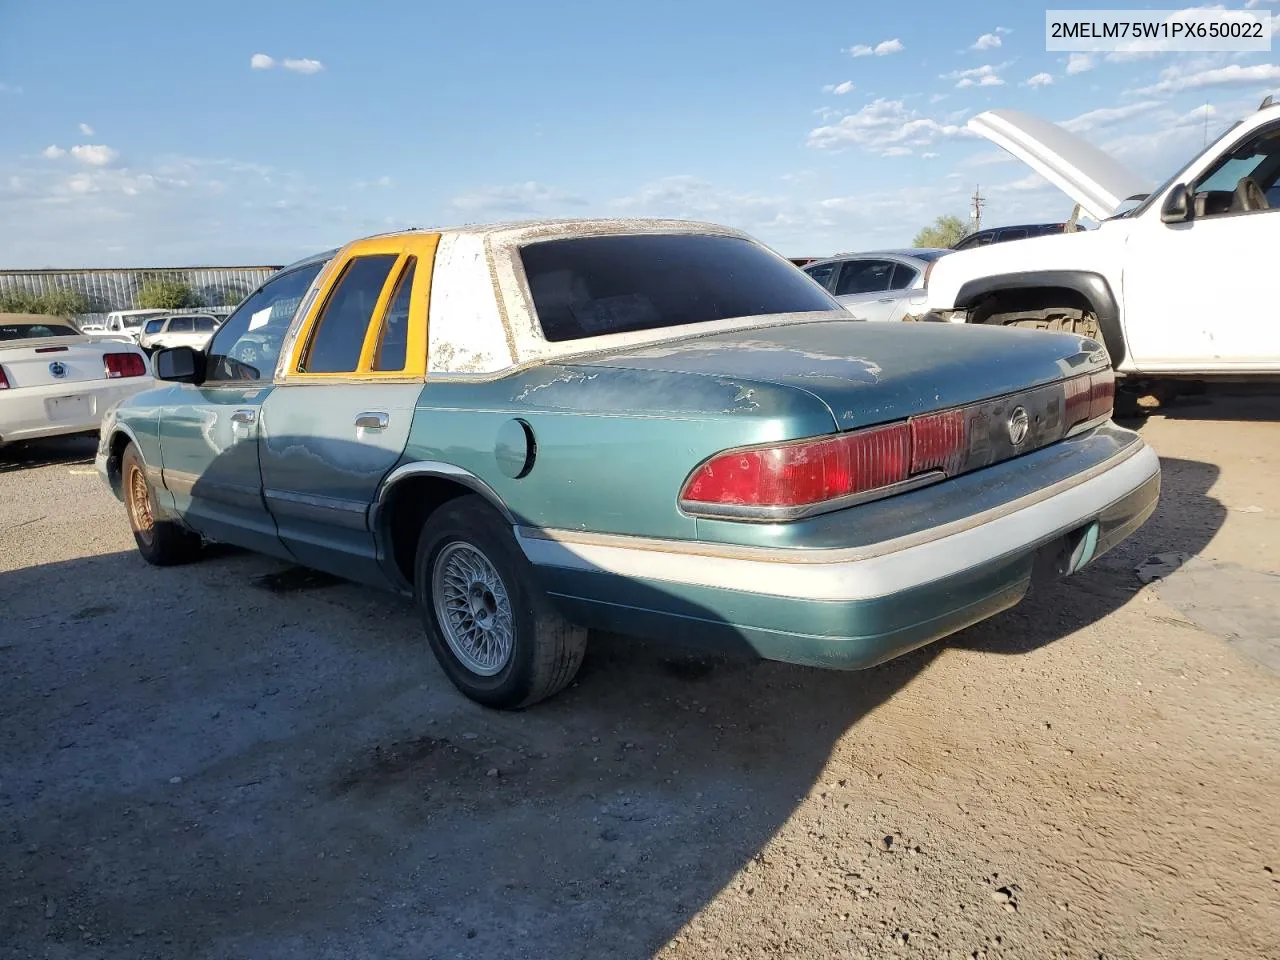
923, 96, 1280, 382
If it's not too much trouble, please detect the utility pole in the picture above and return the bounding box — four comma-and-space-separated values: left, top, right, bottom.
970, 184, 985, 233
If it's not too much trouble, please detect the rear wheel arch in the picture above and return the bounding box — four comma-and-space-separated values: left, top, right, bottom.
956, 271, 1125, 367
373, 465, 516, 590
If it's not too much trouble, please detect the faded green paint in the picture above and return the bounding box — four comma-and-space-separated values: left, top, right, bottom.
537, 471, 1158, 670
575, 319, 1108, 430
97, 309, 1144, 674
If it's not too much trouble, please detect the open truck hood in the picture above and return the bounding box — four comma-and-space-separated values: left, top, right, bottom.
967, 109, 1154, 221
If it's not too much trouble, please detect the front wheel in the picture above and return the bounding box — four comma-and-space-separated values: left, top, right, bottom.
121, 443, 202, 566
981, 306, 1102, 343
414, 495, 587, 709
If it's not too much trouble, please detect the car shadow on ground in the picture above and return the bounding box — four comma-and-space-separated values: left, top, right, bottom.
0, 456, 1224, 959
0, 434, 98, 473
1118, 384, 1280, 426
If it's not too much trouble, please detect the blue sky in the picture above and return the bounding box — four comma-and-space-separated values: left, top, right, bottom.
1, 0, 1277, 267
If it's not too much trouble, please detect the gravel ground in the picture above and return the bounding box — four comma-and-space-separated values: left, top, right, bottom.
1, 394, 1278, 960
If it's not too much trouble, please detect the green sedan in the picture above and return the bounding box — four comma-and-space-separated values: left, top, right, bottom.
96, 219, 1160, 708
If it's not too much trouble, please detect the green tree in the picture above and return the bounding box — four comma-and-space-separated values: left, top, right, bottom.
37, 288, 91, 317
137, 277, 201, 309
0, 289, 41, 314
0, 287, 91, 317
912, 214, 971, 249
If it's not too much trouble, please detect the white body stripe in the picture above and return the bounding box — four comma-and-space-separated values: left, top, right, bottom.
517, 443, 1160, 602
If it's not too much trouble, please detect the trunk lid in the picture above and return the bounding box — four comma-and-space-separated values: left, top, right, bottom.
967, 108, 1153, 221
573, 318, 1104, 431
0, 337, 131, 388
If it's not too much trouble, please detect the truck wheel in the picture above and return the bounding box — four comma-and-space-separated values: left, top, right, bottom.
121, 442, 203, 566
414, 494, 587, 709
983, 306, 1101, 342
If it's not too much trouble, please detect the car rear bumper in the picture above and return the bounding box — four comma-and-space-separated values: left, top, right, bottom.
518, 440, 1160, 669
0, 378, 155, 446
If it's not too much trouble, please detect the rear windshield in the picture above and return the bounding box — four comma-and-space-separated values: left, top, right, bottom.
144, 319, 166, 334
0, 323, 80, 341
519, 234, 839, 342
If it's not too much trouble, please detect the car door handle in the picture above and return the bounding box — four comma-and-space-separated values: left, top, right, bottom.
355, 412, 389, 430
877, 297, 897, 303
230, 409, 257, 425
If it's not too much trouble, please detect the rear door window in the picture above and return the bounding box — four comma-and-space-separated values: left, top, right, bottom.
167, 317, 195, 333
520, 234, 837, 342
803, 262, 837, 290
999, 228, 1028, 242
194, 317, 216, 332
889, 263, 918, 290
834, 259, 894, 296
299, 254, 399, 373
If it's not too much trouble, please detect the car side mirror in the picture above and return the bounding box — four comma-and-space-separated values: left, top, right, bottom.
1161, 183, 1193, 224
153, 346, 204, 384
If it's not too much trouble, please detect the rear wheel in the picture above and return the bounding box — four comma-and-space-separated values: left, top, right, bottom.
122, 443, 202, 565
414, 495, 587, 709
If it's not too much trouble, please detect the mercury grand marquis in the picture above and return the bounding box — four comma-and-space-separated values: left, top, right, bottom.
96, 219, 1160, 708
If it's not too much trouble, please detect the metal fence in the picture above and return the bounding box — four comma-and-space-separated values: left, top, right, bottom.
0, 265, 282, 315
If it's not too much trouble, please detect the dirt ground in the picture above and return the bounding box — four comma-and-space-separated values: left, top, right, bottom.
1, 392, 1278, 960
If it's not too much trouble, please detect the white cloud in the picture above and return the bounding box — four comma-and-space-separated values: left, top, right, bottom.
1067, 53, 1094, 74
355, 175, 394, 189
1133, 62, 1280, 95
807, 98, 975, 151
1061, 100, 1163, 133
929, 93, 949, 103
849, 38, 904, 57
250, 53, 275, 69
282, 58, 324, 74
70, 144, 118, 166
66, 174, 96, 194
996, 26, 1013, 34
78, 123, 94, 136
971, 33, 1002, 51
1026, 72, 1054, 87
452, 180, 586, 213
42, 145, 66, 159
922, 152, 939, 159
882, 146, 913, 157
822, 80, 856, 95
945, 64, 1006, 88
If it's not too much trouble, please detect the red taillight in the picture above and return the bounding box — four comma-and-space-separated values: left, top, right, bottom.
1065, 369, 1114, 427
1089, 369, 1115, 421
680, 416, 970, 517
910, 409, 968, 475
0, 366, 8, 389
104, 352, 146, 379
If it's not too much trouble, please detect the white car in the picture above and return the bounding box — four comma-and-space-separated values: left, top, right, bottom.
801, 249, 951, 322
136, 313, 219, 353
0, 313, 155, 447
923, 96, 1280, 378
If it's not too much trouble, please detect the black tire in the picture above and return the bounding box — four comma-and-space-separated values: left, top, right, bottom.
414, 495, 587, 709
983, 306, 1102, 342
121, 442, 202, 566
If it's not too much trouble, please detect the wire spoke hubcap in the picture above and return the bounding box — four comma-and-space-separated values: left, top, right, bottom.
432, 542, 514, 677
127, 465, 155, 545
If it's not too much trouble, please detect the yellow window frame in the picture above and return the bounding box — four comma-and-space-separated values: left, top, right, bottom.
286, 232, 440, 382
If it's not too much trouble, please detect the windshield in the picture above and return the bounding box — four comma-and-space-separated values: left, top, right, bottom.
1115, 120, 1243, 220
0, 322, 80, 341
520, 233, 841, 342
